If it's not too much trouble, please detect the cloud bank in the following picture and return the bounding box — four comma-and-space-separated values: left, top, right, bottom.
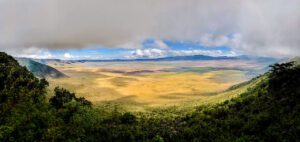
0, 0, 300, 57
126, 48, 235, 59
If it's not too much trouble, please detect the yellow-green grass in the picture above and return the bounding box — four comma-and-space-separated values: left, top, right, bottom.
47, 65, 249, 112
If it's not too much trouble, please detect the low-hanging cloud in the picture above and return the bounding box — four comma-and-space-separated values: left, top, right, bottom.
126, 48, 233, 59
0, 0, 300, 57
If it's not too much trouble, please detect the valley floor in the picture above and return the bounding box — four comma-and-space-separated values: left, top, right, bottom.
47, 60, 262, 111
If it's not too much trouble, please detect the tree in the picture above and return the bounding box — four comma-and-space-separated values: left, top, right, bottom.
49, 87, 91, 109
49, 87, 76, 109
269, 61, 300, 97
120, 112, 136, 124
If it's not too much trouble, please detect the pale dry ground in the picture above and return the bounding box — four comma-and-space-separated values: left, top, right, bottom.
47, 61, 249, 111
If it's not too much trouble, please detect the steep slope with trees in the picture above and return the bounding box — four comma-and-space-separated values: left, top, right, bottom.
16, 58, 67, 78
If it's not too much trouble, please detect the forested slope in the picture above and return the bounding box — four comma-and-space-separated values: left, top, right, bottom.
16, 58, 67, 78
0, 52, 299, 141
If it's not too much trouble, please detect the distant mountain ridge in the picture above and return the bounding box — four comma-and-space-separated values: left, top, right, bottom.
80, 55, 237, 62
132, 55, 237, 61
16, 58, 67, 78
34, 55, 249, 64
36, 54, 279, 63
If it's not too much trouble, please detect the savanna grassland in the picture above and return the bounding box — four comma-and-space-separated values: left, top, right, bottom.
47, 60, 261, 111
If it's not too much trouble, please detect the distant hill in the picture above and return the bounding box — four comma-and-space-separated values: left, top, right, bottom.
16, 58, 67, 78
80, 55, 237, 62
34, 55, 279, 64
32, 55, 237, 64
132, 55, 237, 61
290, 57, 300, 64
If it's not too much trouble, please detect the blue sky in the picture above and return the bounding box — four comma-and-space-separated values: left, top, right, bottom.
26, 38, 237, 60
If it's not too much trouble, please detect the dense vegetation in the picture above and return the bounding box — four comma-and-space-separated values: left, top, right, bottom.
0, 52, 299, 141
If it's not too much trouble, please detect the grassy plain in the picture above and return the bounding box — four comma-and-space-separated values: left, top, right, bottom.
47, 61, 255, 111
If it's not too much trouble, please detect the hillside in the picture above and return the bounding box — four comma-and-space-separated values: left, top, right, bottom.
177, 62, 300, 141
291, 57, 300, 64
0, 52, 299, 141
16, 58, 67, 78
36, 54, 278, 63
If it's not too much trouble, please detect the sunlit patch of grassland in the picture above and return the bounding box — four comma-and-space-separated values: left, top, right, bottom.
47, 62, 250, 112
109, 77, 138, 87
101, 71, 245, 106
142, 76, 264, 116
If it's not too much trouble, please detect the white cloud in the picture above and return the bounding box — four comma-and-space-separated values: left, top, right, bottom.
127, 49, 165, 58
200, 34, 230, 47
119, 39, 169, 49
118, 40, 144, 49
7, 46, 53, 59
0, 0, 299, 57
126, 48, 236, 59
153, 39, 169, 49
171, 50, 237, 57
63, 53, 73, 59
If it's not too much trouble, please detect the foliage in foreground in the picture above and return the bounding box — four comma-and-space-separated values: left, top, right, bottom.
0, 52, 300, 141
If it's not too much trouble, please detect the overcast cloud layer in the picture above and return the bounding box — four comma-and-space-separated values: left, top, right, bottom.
0, 0, 300, 57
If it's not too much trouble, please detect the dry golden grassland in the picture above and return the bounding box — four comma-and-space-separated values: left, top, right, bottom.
48, 61, 250, 111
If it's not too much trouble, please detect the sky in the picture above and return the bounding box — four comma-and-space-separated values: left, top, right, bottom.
8, 39, 236, 59
0, 0, 299, 59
